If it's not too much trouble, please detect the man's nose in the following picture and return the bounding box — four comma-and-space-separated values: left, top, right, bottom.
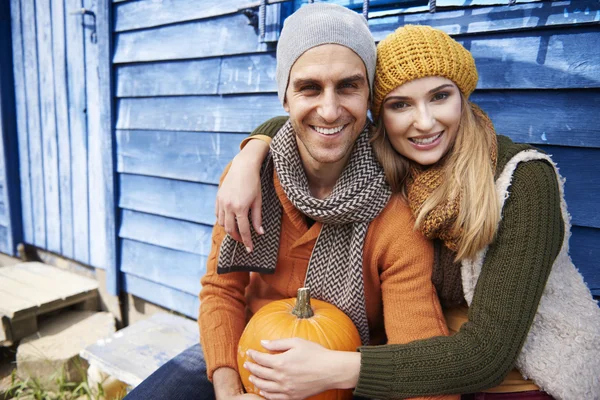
317, 89, 342, 123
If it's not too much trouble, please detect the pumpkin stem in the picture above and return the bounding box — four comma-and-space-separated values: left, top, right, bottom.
291, 287, 314, 319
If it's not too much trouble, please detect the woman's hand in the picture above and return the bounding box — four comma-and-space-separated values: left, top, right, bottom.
216, 140, 270, 252
243, 338, 361, 400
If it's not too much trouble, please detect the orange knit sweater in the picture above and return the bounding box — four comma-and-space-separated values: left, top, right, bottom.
199, 170, 456, 400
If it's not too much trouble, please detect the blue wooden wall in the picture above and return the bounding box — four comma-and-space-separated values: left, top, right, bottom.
9, 0, 116, 285
0, 0, 22, 256
112, 0, 599, 318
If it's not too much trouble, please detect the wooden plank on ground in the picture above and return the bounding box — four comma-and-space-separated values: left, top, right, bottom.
21, 0, 46, 248
116, 94, 284, 133
113, 13, 267, 63
0, 262, 98, 323
120, 239, 205, 296
119, 210, 213, 256
119, 174, 217, 225
369, 0, 600, 40
114, 0, 259, 32
115, 58, 221, 97
66, 0, 90, 264
52, 0, 73, 258
80, 313, 199, 387
116, 130, 242, 184
35, 0, 61, 253
122, 275, 200, 319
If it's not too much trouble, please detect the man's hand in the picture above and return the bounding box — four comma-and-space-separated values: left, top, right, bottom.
215, 140, 269, 252
212, 367, 262, 400
242, 338, 361, 400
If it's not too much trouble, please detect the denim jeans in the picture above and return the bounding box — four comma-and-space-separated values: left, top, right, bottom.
124, 343, 215, 400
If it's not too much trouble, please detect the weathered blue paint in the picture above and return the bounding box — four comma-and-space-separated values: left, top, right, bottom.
116, 95, 285, 133
369, 1, 600, 39
116, 130, 243, 184
0, 0, 22, 255
114, 0, 264, 32
52, 0, 74, 259
471, 90, 600, 148
121, 239, 205, 296
9, 0, 117, 294
21, 0, 47, 248
119, 210, 213, 256
113, 13, 268, 64
116, 59, 221, 97
36, 0, 61, 254
119, 174, 217, 226
66, 0, 90, 264
9, 0, 31, 246
122, 274, 199, 319
84, 0, 118, 293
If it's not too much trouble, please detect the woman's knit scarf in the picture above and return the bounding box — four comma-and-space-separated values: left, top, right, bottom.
407, 103, 497, 306
218, 121, 391, 344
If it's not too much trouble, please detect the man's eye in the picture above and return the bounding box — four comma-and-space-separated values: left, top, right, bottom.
339, 83, 357, 89
300, 85, 319, 92
432, 92, 449, 101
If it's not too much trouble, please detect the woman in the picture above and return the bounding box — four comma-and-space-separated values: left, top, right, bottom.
217, 25, 600, 399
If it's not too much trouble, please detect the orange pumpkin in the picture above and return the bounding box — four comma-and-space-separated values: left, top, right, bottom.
237, 287, 361, 400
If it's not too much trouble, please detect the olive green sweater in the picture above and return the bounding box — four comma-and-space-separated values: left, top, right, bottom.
247, 118, 564, 398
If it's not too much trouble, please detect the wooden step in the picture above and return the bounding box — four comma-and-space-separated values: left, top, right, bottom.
0, 262, 99, 346
80, 313, 199, 388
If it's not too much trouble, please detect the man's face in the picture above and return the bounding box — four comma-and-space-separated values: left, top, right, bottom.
283, 44, 369, 171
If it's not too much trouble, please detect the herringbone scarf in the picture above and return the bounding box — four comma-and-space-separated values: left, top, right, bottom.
218, 121, 391, 344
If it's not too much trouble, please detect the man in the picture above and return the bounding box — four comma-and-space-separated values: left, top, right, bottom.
125, 4, 448, 400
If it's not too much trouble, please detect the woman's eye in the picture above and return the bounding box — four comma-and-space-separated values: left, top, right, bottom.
432, 92, 449, 101
391, 102, 409, 110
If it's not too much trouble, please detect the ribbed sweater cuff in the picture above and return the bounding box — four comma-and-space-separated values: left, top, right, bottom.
354, 346, 394, 398
252, 116, 288, 138
204, 336, 239, 381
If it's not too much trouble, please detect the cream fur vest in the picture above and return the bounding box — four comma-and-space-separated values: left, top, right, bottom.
461, 150, 600, 400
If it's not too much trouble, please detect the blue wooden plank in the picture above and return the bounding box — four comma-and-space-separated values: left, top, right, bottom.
119, 174, 217, 225
472, 90, 600, 148
65, 0, 89, 264
531, 145, 600, 230
570, 226, 600, 293
221, 26, 599, 95
0, 225, 8, 254
116, 95, 284, 133
115, 59, 220, 97
21, 0, 46, 248
369, 1, 599, 40
9, 0, 33, 245
116, 130, 242, 185
84, 0, 117, 280
113, 13, 267, 64
119, 210, 213, 256
219, 53, 277, 94
52, 0, 73, 259
121, 239, 205, 296
122, 274, 199, 319
114, 0, 258, 32
0, 0, 23, 255
36, 0, 61, 253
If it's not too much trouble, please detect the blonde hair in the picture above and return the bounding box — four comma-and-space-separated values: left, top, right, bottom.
371, 95, 500, 261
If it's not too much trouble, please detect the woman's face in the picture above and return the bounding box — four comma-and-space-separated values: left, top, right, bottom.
381, 76, 462, 166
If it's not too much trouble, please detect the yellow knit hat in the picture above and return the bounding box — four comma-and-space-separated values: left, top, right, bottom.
372, 25, 478, 121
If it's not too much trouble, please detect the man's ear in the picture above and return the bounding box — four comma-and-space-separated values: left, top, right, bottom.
283, 98, 290, 113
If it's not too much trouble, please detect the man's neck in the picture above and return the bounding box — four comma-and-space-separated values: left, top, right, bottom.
300, 152, 351, 200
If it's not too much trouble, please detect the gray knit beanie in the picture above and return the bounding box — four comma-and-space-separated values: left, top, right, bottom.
276, 3, 376, 104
